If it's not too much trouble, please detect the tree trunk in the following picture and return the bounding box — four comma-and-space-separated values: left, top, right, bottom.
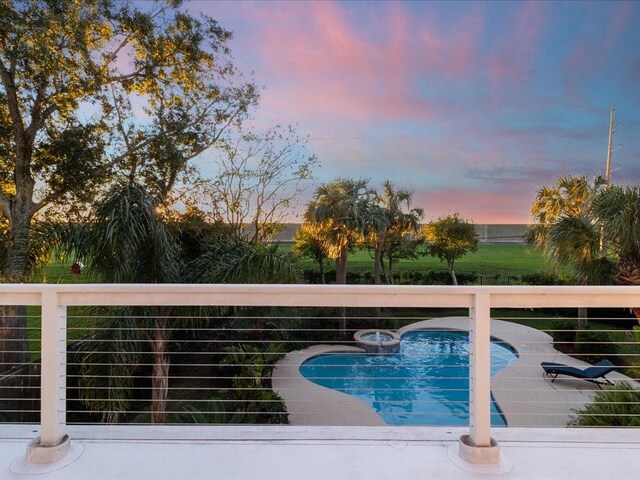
1, 214, 34, 374
374, 237, 384, 285
0, 306, 29, 375
632, 307, 640, 328
1, 69, 41, 375
373, 237, 384, 317
335, 245, 348, 285
318, 259, 325, 284
380, 253, 389, 285
150, 319, 170, 424
577, 307, 588, 330
335, 245, 348, 335
448, 259, 458, 285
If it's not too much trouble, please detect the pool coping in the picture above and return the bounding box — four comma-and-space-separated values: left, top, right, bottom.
272, 317, 636, 427
271, 344, 386, 426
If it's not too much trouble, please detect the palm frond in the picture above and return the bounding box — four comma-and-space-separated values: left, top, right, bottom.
545, 214, 614, 284
592, 186, 640, 259
75, 308, 144, 423
72, 182, 181, 283
188, 239, 300, 284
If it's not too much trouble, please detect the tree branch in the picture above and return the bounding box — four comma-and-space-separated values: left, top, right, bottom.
25, 84, 60, 140
0, 59, 26, 138
104, 33, 133, 64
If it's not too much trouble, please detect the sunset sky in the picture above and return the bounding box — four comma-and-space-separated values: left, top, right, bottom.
187, 0, 640, 224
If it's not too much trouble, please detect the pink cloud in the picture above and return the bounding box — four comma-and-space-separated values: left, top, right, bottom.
256, 2, 432, 122
212, 1, 487, 124
486, 1, 548, 83
417, 6, 485, 77
563, 1, 634, 106
606, 1, 635, 48
188, 1, 640, 225
415, 188, 536, 224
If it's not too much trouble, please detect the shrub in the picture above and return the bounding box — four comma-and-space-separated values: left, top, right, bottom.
574, 328, 619, 364
551, 319, 577, 348
570, 382, 640, 427
411, 270, 476, 285
457, 272, 478, 285
624, 327, 640, 379
194, 343, 289, 424
177, 391, 287, 425
521, 272, 569, 285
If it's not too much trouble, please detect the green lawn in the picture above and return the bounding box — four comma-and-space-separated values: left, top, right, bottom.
20, 243, 576, 362
33, 243, 558, 283
26, 258, 93, 358
286, 243, 564, 278
32, 259, 90, 284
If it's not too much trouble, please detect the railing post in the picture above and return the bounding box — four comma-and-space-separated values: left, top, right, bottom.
458, 292, 500, 464
26, 289, 71, 464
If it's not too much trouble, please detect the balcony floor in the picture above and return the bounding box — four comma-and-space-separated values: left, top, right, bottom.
2, 425, 640, 480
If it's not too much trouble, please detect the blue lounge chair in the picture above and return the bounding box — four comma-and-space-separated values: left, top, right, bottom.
541, 359, 615, 388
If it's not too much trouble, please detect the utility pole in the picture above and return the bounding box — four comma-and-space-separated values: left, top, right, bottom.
599, 106, 615, 258
605, 106, 615, 185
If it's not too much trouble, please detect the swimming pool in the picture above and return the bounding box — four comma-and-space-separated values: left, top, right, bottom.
299, 330, 518, 426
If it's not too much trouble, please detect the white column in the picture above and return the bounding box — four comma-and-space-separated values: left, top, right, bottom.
40, 290, 67, 446
469, 292, 492, 447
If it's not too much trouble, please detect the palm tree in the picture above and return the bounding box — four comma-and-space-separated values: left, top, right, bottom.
592, 186, 640, 323
304, 178, 375, 284
72, 182, 181, 424
544, 215, 615, 286
528, 175, 607, 328
187, 239, 301, 342
370, 181, 424, 285
542, 185, 640, 325
72, 184, 301, 424
292, 222, 336, 284
528, 175, 601, 248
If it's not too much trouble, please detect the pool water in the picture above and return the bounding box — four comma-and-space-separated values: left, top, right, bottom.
299, 330, 518, 426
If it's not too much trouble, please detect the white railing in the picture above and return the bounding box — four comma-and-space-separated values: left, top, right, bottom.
1, 284, 639, 466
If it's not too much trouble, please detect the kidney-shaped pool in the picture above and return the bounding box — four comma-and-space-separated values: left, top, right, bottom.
299, 330, 518, 426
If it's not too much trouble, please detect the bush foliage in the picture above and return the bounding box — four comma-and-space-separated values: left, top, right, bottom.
574, 328, 619, 364
571, 383, 640, 427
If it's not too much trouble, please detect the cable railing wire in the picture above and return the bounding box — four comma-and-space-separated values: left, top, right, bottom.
2, 290, 640, 431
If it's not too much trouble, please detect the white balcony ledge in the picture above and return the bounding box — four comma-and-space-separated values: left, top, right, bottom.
3, 425, 640, 480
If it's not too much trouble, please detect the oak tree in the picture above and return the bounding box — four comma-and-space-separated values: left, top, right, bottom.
422, 213, 478, 285
0, 0, 256, 370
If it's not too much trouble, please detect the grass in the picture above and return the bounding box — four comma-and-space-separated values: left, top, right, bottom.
32, 260, 90, 284
17, 244, 573, 358
285, 243, 565, 278
32, 244, 556, 284
23, 246, 633, 365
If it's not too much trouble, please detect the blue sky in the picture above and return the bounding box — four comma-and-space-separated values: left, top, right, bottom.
187, 0, 640, 223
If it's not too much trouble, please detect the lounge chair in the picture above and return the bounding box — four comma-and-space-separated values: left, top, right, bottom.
541, 359, 615, 388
